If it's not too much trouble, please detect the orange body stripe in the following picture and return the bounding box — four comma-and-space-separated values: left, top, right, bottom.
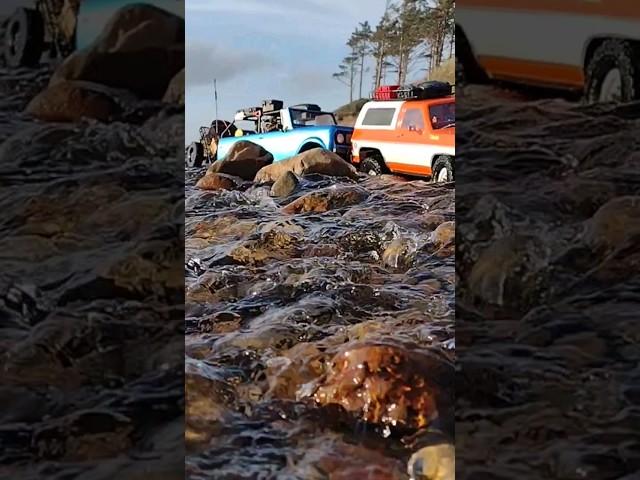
478, 56, 585, 88
386, 163, 433, 177
458, 0, 640, 19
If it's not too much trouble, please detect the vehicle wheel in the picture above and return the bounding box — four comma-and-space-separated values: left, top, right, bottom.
186, 142, 204, 168
360, 154, 387, 176
432, 156, 454, 183
585, 39, 640, 103
4, 8, 44, 68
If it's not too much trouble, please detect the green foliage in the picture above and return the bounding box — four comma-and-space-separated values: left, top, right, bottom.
335, 0, 455, 94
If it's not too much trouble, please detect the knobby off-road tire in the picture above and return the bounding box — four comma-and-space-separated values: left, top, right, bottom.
186, 142, 204, 168
585, 39, 640, 104
360, 154, 387, 176
4, 8, 44, 68
432, 156, 454, 183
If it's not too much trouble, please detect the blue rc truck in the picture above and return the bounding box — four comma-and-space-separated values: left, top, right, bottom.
185, 99, 354, 168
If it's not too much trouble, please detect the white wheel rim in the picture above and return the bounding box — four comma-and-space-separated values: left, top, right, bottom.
437, 168, 449, 182
600, 68, 622, 102
368, 169, 378, 176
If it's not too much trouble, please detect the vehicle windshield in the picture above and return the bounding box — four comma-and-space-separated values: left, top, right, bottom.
290, 109, 337, 127
429, 102, 455, 129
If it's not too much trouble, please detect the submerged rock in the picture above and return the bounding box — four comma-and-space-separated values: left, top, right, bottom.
282, 185, 369, 214
313, 343, 452, 431
254, 148, 358, 183
584, 195, 640, 252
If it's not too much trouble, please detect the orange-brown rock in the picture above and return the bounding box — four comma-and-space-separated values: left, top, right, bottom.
431, 221, 455, 248
206, 141, 273, 181
314, 343, 452, 430
25, 81, 121, 122
282, 186, 368, 214
195, 173, 241, 191
254, 148, 358, 183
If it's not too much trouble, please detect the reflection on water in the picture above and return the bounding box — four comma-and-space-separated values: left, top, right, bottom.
456, 86, 640, 479
0, 66, 184, 479
185, 167, 455, 478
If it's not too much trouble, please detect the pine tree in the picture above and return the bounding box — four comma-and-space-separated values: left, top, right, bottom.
333, 54, 358, 103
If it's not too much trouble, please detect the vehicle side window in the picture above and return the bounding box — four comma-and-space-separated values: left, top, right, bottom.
429, 103, 455, 129
361, 108, 396, 126
402, 108, 425, 131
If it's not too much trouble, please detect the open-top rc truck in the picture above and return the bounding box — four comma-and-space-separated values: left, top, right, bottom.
185, 99, 354, 168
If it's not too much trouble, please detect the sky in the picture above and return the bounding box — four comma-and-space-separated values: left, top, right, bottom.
185, 0, 394, 143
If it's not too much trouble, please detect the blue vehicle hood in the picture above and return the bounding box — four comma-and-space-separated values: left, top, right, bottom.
77, 0, 184, 51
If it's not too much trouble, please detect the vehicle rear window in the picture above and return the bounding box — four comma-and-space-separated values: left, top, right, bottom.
361, 107, 396, 126
429, 102, 455, 129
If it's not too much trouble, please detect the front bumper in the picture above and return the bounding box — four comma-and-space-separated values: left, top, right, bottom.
334, 145, 352, 162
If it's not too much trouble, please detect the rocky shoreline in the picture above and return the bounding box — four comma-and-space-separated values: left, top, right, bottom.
186, 140, 455, 478
0, 5, 185, 479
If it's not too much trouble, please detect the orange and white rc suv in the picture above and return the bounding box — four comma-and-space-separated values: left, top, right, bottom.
350, 82, 455, 182
457, 0, 640, 103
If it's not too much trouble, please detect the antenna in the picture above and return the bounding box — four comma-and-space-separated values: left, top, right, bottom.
214, 79, 219, 135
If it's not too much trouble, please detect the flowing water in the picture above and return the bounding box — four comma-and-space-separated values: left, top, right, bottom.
0, 66, 184, 479
456, 86, 640, 479
185, 167, 455, 478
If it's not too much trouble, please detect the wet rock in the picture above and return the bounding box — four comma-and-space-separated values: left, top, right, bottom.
185, 371, 234, 447
163, 68, 184, 105
265, 343, 326, 399
468, 235, 549, 307
25, 81, 124, 122
195, 172, 242, 191
431, 221, 455, 248
407, 443, 455, 480
254, 148, 358, 183
313, 343, 452, 430
422, 214, 448, 231
282, 185, 369, 214
313, 440, 408, 480
51, 5, 184, 99
382, 237, 418, 269
584, 196, 640, 252
206, 141, 274, 181
270, 171, 299, 197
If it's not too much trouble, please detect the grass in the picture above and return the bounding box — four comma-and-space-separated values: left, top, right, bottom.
426, 57, 455, 84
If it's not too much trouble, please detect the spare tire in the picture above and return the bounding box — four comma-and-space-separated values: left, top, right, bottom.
185, 142, 204, 168
4, 8, 44, 68
209, 119, 236, 139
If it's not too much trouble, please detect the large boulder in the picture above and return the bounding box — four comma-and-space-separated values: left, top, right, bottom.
25, 81, 128, 122
254, 148, 358, 183
205, 141, 274, 181
50, 4, 184, 100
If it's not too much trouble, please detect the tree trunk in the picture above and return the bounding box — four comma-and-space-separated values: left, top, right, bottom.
359, 53, 365, 99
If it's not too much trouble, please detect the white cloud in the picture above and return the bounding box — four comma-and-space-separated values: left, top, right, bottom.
186, 43, 277, 86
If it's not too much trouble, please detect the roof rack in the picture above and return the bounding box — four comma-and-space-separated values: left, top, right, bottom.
372, 81, 453, 101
